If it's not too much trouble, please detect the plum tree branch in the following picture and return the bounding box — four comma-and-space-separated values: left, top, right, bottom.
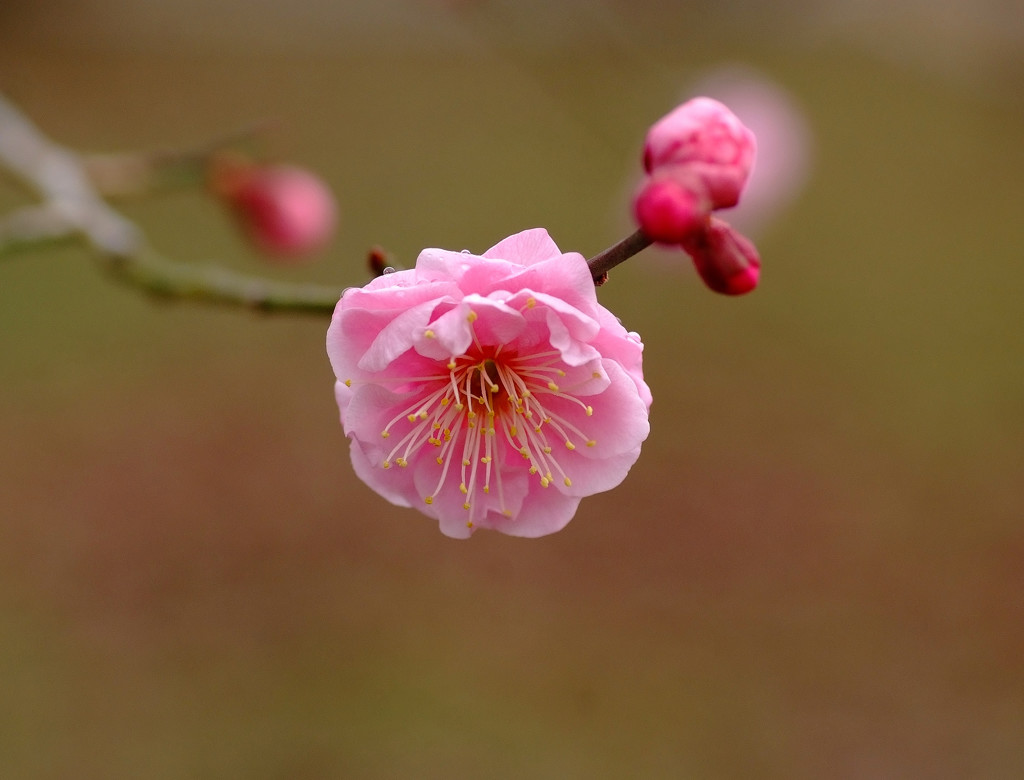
0, 92, 344, 314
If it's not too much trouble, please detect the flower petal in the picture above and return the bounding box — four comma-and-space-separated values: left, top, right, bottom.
483, 227, 563, 265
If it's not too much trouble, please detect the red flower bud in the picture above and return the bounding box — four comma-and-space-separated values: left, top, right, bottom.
633, 168, 710, 244
222, 164, 337, 260
681, 217, 761, 296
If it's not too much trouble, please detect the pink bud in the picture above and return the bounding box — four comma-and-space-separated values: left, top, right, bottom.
633, 168, 710, 244
643, 97, 756, 210
681, 217, 760, 296
225, 165, 337, 260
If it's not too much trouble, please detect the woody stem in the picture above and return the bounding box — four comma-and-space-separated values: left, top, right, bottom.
586, 229, 653, 284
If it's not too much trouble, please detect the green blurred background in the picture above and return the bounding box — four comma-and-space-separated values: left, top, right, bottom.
1, 1, 1023, 777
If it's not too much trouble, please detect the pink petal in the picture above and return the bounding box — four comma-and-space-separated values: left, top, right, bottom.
483, 227, 563, 265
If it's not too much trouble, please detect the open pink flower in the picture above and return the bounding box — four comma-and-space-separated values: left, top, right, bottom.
327, 228, 651, 539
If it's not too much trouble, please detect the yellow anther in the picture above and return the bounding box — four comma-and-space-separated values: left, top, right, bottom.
463, 502, 471, 510
424, 496, 433, 505
540, 476, 550, 488
440, 398, 450, 406
526, 297, 536, 309
547, 381, 559, 391
519, 447, 529, 457
592, 371, 602, 379
502, 509, 512, 517
383, 460, 391, 469
529, 466, 538, 475
557, 369, 566, 376
585, 406, 593, 416
396, 457, 408, 467
436, 456, 443, 465
344, 379, 352, 387
481, 456, 492, 464
462, 458, 471, 466
419, 411, 428, 420
510, 425, 518, 437
381, 431, 390, 438
407, 414, 418, 423
483, 485, 490, 494
424, 329, 436, 339
460, 482, 468, 494
467, 521, 474, 529
543, 446, 552, 454
565, 441, 576, 451
587, 440, 597, 447
564, 477, 572, 487
447, 360, 457, 370
522, 389, 532, 398
467, 311, 478, 323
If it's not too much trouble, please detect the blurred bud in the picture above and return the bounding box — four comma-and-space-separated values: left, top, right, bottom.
681, 217, 760, 296
643, 97, 756, 210
218, 163, 337, 261
633, 168, 710, 244
367, 245, 396, 277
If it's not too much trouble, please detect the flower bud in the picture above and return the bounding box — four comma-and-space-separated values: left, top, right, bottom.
633, 168, 710, 244
643, 97, 756, 210
222, 164, 337, 260
681, 217, 760, 295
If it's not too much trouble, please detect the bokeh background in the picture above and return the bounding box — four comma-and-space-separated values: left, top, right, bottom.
2, 1, 1023, 777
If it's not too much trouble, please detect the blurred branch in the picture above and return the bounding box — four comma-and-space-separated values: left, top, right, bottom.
0, 92, 341, 315
103, 246, 346, 314
83, 120, 277, 197
0, 94, 141, 256
0, 204, 80, 256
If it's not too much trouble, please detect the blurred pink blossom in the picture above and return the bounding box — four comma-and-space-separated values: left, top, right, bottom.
224, 164, 337, 260
327, 228, 651, 539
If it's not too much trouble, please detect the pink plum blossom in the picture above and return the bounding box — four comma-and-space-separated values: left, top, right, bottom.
327, 228, 651, 539
643, 96, 757, 210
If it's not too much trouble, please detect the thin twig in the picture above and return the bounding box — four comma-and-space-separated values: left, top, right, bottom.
586, 229, 653, 282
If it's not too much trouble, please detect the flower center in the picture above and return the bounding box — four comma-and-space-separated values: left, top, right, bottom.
374, 344, 597, 528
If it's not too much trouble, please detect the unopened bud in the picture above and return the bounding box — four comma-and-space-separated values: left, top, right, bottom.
643, 97, 756, 210
633, 169, 710, 244
681, 217, 760, 296
221, 164, 337, 260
